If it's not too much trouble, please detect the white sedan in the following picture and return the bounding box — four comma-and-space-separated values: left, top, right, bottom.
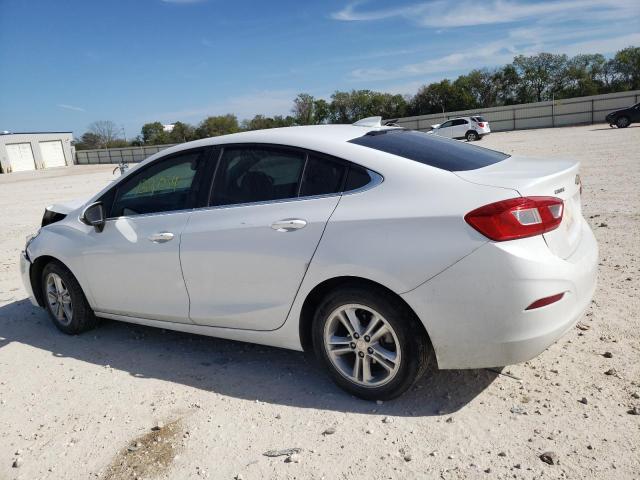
20, 117, 597, 399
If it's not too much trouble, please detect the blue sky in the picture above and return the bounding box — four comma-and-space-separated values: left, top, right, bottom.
1, 0, 638, 138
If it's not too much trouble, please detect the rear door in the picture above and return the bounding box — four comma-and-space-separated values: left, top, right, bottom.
450, 119, 469, 138
180, 146, 349, 330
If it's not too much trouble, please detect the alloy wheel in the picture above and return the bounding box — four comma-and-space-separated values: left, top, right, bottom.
46, 272, 73, 326
323, 304, 401, 387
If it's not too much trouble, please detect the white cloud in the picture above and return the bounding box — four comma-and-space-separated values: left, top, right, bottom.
57, 104, 85, 112
332, 0, 639, 28
347, 28, 640, 83
349, 40, 517, 81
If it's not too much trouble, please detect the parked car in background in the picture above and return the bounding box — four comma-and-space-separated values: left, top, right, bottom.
21, 117, 597, 400
605, 102, 640, 128
430, 116, 490, 141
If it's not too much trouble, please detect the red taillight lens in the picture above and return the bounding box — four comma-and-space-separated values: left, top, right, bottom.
465, 196, 564, 241
477, 122, 485, 127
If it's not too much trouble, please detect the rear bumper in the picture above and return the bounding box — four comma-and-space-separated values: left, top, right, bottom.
402, 218, 598, 369
20, 251, 39, 307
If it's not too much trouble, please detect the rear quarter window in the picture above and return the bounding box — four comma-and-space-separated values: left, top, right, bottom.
348, 129, 509, 172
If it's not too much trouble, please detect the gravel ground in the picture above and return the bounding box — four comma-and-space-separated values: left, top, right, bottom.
1, 124, 639, 480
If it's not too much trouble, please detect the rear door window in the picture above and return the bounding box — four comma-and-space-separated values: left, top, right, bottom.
210, 147, 306, 206
299, 154, 347, 197
348, 129, 509, 171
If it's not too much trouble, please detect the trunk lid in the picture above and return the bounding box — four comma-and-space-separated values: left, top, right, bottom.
455, 155, 582, 258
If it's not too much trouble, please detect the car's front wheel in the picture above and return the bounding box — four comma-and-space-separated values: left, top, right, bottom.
616, 116, 630, 128
41, 261, 99, 334
312, 286, 431, 400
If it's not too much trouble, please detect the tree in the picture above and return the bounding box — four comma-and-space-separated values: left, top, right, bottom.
455, 69, 499, 108
195, 114, 240, 138
141, 122, 166, 144
87, 120, 121, 148
613, 46, 640, 90
408, 80, 470, 116
292, 93, 316, 125
492, 64, 521, 105
561, 54, 606, 98
513, 53, 568, 102
313, 99, 331, 124
242, 115, 295, 131
73, 132, 102, 150
168, 121, 196, 143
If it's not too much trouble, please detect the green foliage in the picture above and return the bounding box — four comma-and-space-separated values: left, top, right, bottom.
195, 114, 240, 138
614, 46, 640, 90
241, 115, 296, 130
141, 122, 166, 144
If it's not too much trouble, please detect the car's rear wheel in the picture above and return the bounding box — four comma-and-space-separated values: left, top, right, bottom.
616, 116, 630, 128
312, 286, 431, 400
42, 261, 98, 334
465, 130, 479, 141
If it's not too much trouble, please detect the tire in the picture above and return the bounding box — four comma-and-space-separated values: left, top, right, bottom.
41, 261, 99, 334
616, 116, 630, 128
311, 286, 432, 400
465, 130, 479, 141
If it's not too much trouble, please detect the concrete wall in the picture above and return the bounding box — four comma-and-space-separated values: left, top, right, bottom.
75, 144, 176, 165
386, 90, 640, 132
0, 132, 73, 173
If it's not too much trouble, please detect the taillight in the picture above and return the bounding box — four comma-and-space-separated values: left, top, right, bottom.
477, 122, 485, 127
465, 196, 564, 241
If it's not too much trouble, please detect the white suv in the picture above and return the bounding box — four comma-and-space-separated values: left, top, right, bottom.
430, 116, 491, 141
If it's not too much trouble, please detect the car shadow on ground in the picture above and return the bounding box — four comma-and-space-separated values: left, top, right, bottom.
0, 299, 498, 416
589, 125, 640, 131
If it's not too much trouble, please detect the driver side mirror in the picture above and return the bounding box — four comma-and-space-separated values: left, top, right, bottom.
81, 202, 106, 232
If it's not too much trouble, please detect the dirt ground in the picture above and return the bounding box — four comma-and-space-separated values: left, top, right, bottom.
1, 124, 639, 480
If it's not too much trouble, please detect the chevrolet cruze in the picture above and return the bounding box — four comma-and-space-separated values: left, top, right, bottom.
20, 118, 598, 399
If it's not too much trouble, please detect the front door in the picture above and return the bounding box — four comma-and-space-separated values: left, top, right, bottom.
436, 120, 453, 138
82, 148, 209, 322
180, 146, 347, 330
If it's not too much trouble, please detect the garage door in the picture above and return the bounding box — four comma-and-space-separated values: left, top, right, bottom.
5, 143, 36, 172
40, 140, 67, 168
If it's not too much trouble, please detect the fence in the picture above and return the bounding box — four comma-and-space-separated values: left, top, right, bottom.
75, 144, 176, 165
387, 90, 640, 132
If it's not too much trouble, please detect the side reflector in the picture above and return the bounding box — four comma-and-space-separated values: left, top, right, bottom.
525, 293, 565, 310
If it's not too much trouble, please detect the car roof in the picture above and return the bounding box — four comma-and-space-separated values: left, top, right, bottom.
152, 124, 404, 158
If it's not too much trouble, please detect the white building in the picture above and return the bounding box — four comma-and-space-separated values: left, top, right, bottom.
0, 132, 74, 173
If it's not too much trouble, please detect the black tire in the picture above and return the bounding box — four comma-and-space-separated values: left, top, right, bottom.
465, 130, 479, 141
616, 116, 630, 128
311, 286, 432, 400
41, 261, 99, 334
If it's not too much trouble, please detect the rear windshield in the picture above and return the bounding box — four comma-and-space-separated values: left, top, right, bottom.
348, 129, 509, 172
472, 116, 487, 122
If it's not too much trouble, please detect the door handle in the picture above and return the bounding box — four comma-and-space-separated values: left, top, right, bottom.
271, 219, 307, 232
148, 232, 175, 243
